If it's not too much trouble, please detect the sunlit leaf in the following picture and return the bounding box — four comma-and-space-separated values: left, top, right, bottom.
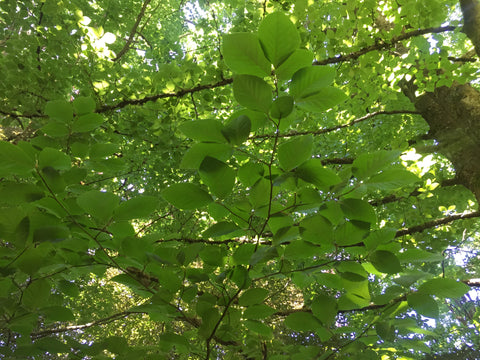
223, 33, 271, 77
258, 12, 300, 67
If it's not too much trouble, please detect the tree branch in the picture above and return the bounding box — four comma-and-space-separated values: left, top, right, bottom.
97, 26, 456, 112
112, 0, 152, 61
251, 110, 420, 140
315, 26, 457, 65
395, 211, 480, 237
31, 311, 140, 339
97, 78, 233, 112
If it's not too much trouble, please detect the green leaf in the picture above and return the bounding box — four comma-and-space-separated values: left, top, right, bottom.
363, 228, 396, 250
418, 278, 470, 299
370, 250, 402, 274
38, 147, 71, 171
243, 304, 276, 320
34, 337, 70, 353
72, 113, 104, 132
352, 150, 401, 180
162, 183, 212, 210
45, 99, 73, 122
114, 196, 159, 220
41, 121, 70, 137
393, 271, 430, 287
311, 294, 337, 325
57, 280, 80, 297
238, 288, 269, 306
284, 240, 317, 260
199, 156, 235, 198
244, 320, 273, 337
334, 221, 368, 246
179, 120, 227, 143
199, 307, 221, 338
103, 336, 128, 353
42, 306, 75, 322
0, 142, 34, 176
408, 293, 439, 318
23, 279, 51, 309
199, 246, 225, 267
296, 159, 341, 191
17, 247, 47, 275
180, 143, 233, 169
222, 115, 251, 145
277, 135, 313, 171
290, 66, 336, 98
203, 221, 240, 238
270, 96, 294, 119
249, 178, 271, 208
284, 312, 322, 332
89, 143, 118, 159
340, 198, 376, 224
222, 33, 271, 77
300, 214, 334, 245
233, 75, 273, 113
77, 190, 119, 222
258, 12, 300, 67
233, 244, 256, 265
238, 162, 264, 187
365, 168, 419, 191
276, 49, 314, 80
296, 87, 347, 112
73, 96, 96, 115
397, 249, 443, 264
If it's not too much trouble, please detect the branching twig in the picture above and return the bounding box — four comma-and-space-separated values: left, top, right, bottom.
395, 211, 480, 238
252, 110, 420, 140
31, 311, 140, 339
112, 0, 152, 61
315, 26, 457, 65
97, 78, 233, 112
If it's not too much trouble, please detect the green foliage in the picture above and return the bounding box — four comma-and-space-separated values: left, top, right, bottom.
0, 2, 479, 360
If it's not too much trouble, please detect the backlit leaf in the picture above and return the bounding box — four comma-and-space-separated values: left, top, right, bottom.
290, 66, 336, 98
418, 278, 470, 299
278, 135, 313, 171
408, 293, 439, 318
276, 49, 314, 80
179, 120, 227, 143
114, 196, 159, 220
284, 312, 322, 332
233, 75, 272, 113
199, 156, 235, 198
258, 12, 300, 67
223, 33, 271, 77
370, 250, 402, 274
77, 190, 119, 222
238, 288, 269, 306
222, 115, 251, 145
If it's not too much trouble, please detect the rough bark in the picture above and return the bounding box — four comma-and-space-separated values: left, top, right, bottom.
413, 83, 480, 204
460, 0, 480, 57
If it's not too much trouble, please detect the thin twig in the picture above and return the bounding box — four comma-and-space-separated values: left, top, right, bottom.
112, 0, 152, 61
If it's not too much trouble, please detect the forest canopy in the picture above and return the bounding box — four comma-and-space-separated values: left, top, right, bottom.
1, 0, 480, 359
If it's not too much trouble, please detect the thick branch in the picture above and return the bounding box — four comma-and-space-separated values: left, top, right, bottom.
315, 26, 457, 65
460, 0, 480, 57
97, 78, 233, 113
98, 26, 456, 112
275, 278, 480, 317
251, 110, 419, 139
112, 0, 152, 61
369, 177, 461, 206
395, 211, 480, 237
31, 311, 138, 339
